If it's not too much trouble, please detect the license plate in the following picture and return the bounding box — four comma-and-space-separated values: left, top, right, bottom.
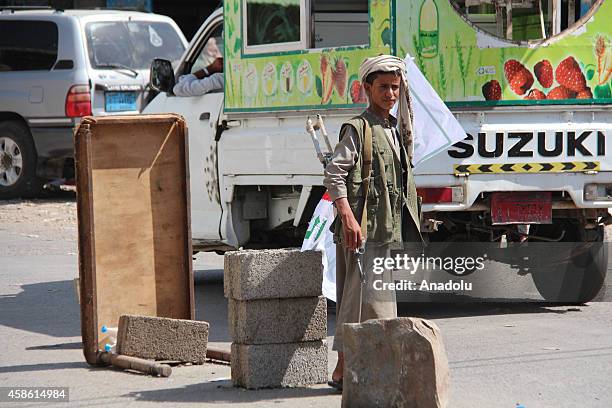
105, 91, 137, 112
491, 192, 552, 225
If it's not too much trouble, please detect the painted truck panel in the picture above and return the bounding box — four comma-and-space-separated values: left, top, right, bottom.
397, 0, 611, 106
222, 0, 611, 111
223, 0, 390, 111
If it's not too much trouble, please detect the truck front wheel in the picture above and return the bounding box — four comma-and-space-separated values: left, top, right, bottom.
529, 222, 607, 303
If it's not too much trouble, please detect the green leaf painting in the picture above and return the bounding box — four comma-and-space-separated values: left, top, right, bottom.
315, 75, 323, 98
587, 69, 595, 81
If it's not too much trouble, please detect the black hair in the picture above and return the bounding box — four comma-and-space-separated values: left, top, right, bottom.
364, 69, 402, 85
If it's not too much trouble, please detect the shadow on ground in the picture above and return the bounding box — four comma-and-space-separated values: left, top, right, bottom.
192, 266, 591, 344
0, 280, 80, 337
0, 361, 86, 374
0, 189, 76, 207
124, 380, 339, 403
398, 301, 588, 320
195, 269, 229, 343
449, 346, 612, 370
0, 271, 595, 342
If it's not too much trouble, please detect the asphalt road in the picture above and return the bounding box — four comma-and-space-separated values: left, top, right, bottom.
1, 195, 612, 407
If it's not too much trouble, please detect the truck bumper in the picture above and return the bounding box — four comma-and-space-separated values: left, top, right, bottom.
417, 173, 612, 211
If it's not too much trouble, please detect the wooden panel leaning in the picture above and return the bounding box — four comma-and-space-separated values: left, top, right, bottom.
74, 114, 194, 365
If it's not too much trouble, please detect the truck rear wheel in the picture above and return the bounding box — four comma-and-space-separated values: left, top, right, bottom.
0, 121, 44, 199
529, 222, 607, 303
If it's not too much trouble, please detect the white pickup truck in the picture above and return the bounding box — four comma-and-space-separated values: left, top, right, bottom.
144, 0, 610, 302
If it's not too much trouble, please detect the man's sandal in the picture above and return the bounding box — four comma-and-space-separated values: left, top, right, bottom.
327, 379, 343, 392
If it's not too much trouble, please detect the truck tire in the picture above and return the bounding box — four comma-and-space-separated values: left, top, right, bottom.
0, 121, 44, 199
529, 222, 607, 303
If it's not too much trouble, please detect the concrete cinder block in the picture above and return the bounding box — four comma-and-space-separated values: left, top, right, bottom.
224, 249, 323, 300
342, 317, 450, 408
229, 296, 327, 344
117, 315, 209, 364
231, 341, 328, 389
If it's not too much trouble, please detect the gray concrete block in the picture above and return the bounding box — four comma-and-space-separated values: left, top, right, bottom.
224, 249, 323, 300
342, 317, 450, 408
229, 296, 327, 344
231, 341, 328, 389
117, 315, 209, 364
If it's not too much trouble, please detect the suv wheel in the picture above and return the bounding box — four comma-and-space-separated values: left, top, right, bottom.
0, 121, 44, 199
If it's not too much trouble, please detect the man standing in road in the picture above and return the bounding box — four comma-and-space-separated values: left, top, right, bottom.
323, 55, 422, 390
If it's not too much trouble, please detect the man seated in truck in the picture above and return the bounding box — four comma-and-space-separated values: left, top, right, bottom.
173, 56, 224, 97
324, 55, 422, 390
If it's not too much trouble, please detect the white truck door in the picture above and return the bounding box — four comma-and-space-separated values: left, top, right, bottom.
143, 13, 225, 243
143, 90, 224, 242
173, 92, 224, 241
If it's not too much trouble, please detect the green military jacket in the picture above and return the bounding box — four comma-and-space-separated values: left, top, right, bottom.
333, 110, 422, 246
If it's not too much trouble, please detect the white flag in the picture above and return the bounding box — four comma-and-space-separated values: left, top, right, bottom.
395, 54, 468, 165
300, 192, 336, 302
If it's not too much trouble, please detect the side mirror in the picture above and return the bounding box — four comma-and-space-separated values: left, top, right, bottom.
150, 59, 175, 93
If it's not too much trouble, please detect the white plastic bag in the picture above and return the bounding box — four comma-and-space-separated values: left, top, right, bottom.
301, 192, 336, 302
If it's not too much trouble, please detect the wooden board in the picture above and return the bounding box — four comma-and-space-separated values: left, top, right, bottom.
75, 114, 193, 365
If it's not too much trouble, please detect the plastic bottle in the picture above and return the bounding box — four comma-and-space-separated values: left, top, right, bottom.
101, 325, 118, 338
98, 325, 118, 352
419, 0, 439, 59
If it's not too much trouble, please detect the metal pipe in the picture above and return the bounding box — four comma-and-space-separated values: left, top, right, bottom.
98, 352, 172, 377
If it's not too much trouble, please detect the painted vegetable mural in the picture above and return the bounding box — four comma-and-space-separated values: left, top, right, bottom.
222, 0, 612, 111
316, 55, 351, 104
223, 0, 390, 111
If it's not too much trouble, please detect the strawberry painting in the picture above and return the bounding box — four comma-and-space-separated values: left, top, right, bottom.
555, 57, 587, 93
577, 88, 593, 99
547, 86, 576, 100
534, 60, 554, 88
483, 55, 595, 102
525, 89, 546, 100
482, 80, 501, 100
504, 59, 534, 95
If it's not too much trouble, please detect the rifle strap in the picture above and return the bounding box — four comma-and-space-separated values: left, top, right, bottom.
359, 118, 373, 240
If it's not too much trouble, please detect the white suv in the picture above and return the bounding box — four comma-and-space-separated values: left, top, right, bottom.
0, 8, 187, 198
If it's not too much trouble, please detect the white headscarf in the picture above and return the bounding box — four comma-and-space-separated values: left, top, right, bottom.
359, 55, 415, 161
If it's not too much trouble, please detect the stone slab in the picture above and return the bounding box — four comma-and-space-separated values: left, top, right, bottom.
224, 249, 323, 300
231, 341, 328, 389
342, 317, 450, 408
117, 314, 209, 364
229, 296, 326, 344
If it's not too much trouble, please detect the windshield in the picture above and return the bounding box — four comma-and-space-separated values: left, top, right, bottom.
86, 21, 185, 70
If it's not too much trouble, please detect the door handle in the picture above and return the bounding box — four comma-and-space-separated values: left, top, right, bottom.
215, 119, 241, 142
225, 120, 241, 128
199, 112, 210, 120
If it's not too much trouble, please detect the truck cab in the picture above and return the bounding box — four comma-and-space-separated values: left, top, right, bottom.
145, 0, 610, 302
